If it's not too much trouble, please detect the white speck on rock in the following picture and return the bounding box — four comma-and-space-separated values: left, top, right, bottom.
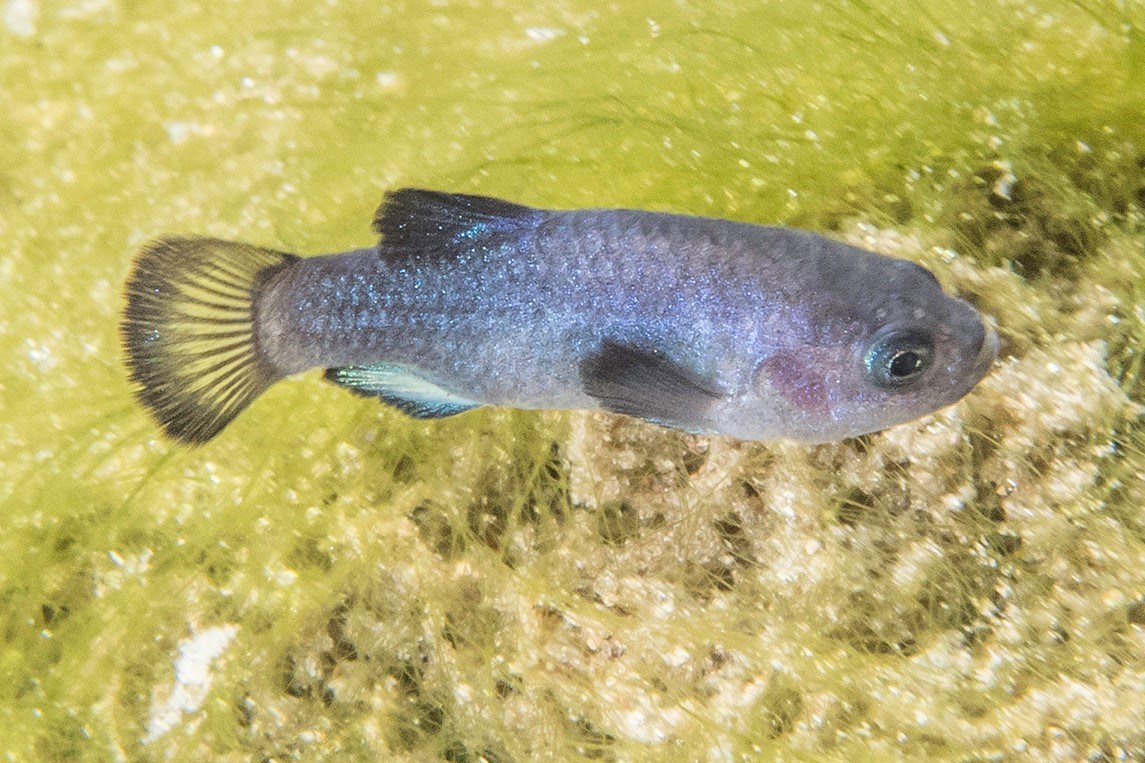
165, 121, 215, 144
59, 0, 110, 18
992, 159, 1017, 200
525, 27, 564, 42
145, 625, 239, 743
4, 0, 37, 37
165, 122, 191, 145
375, 71, 400, 89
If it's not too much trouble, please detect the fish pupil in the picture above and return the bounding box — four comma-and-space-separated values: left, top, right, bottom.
889, 350, 922, 378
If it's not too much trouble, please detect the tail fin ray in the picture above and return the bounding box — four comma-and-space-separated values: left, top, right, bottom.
121, 237, 297, 443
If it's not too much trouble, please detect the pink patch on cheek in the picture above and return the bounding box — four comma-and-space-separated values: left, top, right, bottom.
759, 350, 830, 416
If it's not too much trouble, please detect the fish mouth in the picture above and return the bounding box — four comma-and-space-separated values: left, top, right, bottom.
941, 315, 999, 406
971, 320, 1001, 382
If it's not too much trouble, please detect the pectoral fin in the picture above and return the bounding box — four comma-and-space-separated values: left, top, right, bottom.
579, 340, 725, 432
325, 365, 479, 419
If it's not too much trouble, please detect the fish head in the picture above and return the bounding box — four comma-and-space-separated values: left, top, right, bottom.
748, 251, 998, 443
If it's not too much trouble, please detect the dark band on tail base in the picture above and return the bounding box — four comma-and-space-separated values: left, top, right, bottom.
121, 237, 297, 443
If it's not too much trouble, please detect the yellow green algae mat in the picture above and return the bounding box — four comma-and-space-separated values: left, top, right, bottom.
2, 0, 1144, 759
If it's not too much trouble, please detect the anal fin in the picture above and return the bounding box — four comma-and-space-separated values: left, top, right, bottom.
325, 365, 479, 419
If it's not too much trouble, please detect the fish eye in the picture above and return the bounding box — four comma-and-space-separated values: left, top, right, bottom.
865, 329, 935, 389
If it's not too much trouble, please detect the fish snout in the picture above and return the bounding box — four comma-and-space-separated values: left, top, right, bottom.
972, 318, 1000, 380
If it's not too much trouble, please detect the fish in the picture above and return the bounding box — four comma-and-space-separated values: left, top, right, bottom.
121, 189, 998, 445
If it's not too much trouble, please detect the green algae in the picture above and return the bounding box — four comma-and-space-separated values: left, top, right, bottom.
2, 0, 1144, 760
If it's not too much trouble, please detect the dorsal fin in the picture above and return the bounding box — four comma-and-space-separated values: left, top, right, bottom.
373, 189, 539, 257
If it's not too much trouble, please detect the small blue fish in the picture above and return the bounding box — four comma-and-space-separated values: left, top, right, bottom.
121, 189, 997, 444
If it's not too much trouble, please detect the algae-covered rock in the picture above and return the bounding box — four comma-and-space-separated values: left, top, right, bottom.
1, 0, 1143, 760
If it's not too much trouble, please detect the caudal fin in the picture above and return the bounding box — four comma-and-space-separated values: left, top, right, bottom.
121, 237, 298, 443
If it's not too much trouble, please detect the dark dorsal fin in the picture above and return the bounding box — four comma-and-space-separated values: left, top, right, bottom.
579, 340, 726, 434
373, 189, 539, 257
